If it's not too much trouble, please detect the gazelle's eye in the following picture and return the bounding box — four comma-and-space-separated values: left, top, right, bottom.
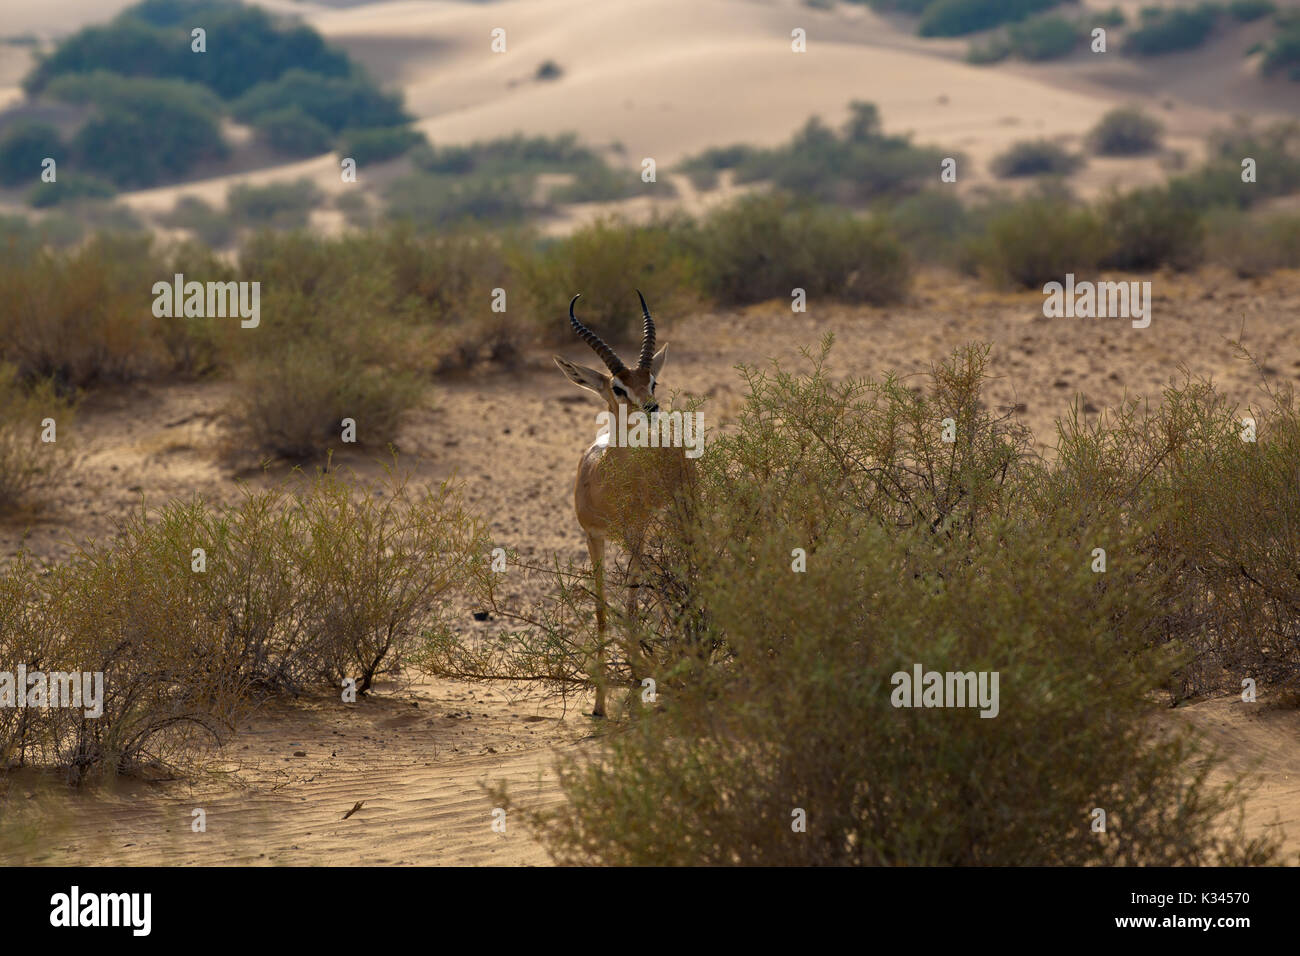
612, 384, 627, 399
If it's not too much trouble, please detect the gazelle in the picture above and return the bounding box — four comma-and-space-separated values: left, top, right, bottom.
554, 291, 686, 717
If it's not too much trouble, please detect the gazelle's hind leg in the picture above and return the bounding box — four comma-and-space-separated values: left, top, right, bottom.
585, 532, 608, 718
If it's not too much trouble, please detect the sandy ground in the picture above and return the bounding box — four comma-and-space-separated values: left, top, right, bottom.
3, 266, 1300, 864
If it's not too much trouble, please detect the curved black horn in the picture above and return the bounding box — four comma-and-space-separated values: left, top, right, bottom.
569, 294, 625, 374
636, 289, 655, 370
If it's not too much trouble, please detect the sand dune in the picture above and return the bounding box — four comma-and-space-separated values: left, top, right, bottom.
33, 0, 1283, 221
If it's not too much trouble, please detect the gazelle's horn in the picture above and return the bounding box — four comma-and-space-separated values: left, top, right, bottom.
636, 289, 655, 370
569, 294, 625, 374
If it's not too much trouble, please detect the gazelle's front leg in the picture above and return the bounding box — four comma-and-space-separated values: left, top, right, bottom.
624, 526, 650, 683
585, 532, 608, 718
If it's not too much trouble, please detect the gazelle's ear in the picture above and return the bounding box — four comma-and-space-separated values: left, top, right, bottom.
554, 356, 608, 394
650, 342, 669, 377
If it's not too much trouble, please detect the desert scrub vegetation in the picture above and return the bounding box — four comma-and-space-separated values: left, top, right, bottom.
1122, 4, 1222, 56
691, 193, 910, 305
1204, 208, 1300, 275
970, 192, 1107, 287
6, 0, 421, 187
0, 363, 76, 515
1260, 11, 1300, 79
226, 178, 323, 230
989, 139, 1084, 178
678, 101, 950, 205
0, 465, 488, 782
514, 215, 703, 339
454, 341, 1285, 864
386, 133, 655, 228
0, 234, 175, 387
1088, 107, 1164, 156
159, 195, 236, 247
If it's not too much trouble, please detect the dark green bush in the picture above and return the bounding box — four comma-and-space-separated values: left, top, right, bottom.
990, 138, 1084, 177
919, 0, 1065, 37
0, 362, 76, 514
49, 73, 229, 187
1260, 15, 1300, 78
1088, 107, 1164, 155
1099, 185, 1205, 270
384, 173, 534, 230
337, 125, 426, 165
1008, 14, 1082, 59
26, 173, 116, 208
694, 193, 910, 305
25, 0, 351, 100
486, 343, 1279, 865
232, 69, 410, 134
975, 194, 1107, 287
0, 121, 65, 182
1228, 0, 1274, 21
1122, 4, 1220, 55
514, 216, 703, 340
227, 178, 322, 229
159, 195, 236, 247
691, 101, 948, 205
253, 107, 334, 158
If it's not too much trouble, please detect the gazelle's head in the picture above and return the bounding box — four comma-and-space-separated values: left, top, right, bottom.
554, 291, 668, 416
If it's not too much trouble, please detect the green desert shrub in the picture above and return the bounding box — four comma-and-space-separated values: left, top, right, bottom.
384, 172, 534, 230
49, 73, 228, 187
966, 32, 1015, 63
990, 138, 1084, 177
973, 194, 1107, 287
1088, 107, 1164, 156
693, 193, 910, 305
232, 69, 410, 134
1205, 119, 1300, 201
1228, 0, 1274, 21
1260, 14, 1300, 79
1099, 185, 1205, 270
676, 144, 761, 190
728, 103, 948, 204
486, 342, 1277, 865
1204, 208, 1300, 275
227, 340, 422, 460
252, 106, 334, 158
26, 173, 116, 208
1123, 4, 1221, 55
23, 0, 351, 99
336, 125, 426, 165
0, 121, 66, 183
0, 463, 486, 781
1008, 14, 1082, 59
549, 161, 668, 203
227, 178, 322, 230
159, 195, 236, 247
0, 235, 167, 386
1043, 367, 1300, 697
885, 190, 973, 264
515, 216, 703, 341
919, 0, 1064, 37
0, 363, 76, 514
